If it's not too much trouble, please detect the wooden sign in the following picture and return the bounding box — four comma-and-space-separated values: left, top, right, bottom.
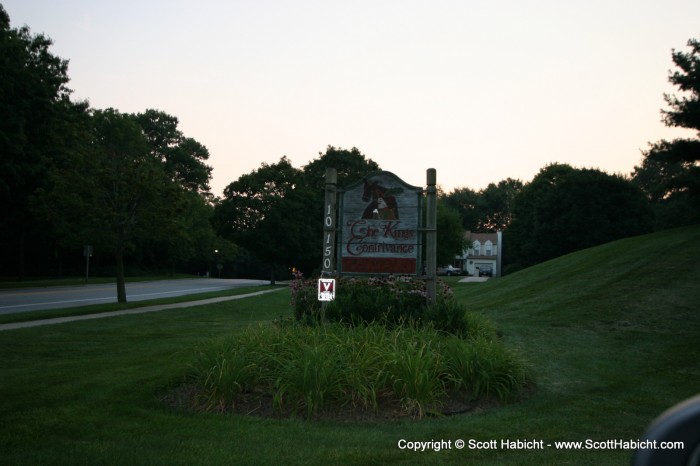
339, 171, 422, 274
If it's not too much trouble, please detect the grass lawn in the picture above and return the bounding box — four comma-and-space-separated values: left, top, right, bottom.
0, 225, 698, 465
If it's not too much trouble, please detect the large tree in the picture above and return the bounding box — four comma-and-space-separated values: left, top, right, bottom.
445, 178, 523, 232
301, 146, 382, 273
35, 108, 187, 301
215, 147, 385, 278
435, 199, 467, 265
214, 157, 315, 281
444, 187, 479, 231
135, 109, 213, 195
632, 37, 700, 228
476, 179, 523, 232
506, 164, 653, 271
0, 5, 78, 278
302, 145, 380, 194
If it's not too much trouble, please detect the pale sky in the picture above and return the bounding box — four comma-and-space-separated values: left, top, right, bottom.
4, 1, 699, 195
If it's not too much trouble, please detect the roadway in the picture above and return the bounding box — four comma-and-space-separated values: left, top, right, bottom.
0, 278, 270, 315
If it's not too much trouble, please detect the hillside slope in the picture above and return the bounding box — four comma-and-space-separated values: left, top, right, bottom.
453, 225, 700, 452
458, 224, 699, 329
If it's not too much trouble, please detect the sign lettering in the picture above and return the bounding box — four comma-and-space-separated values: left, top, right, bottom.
318, 278, 336, 301
320, 168, 337, 278
339, 172, 422, 274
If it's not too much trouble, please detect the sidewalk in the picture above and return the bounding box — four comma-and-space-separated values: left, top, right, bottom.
458, 276, 490, 283
0, 288, 285, 332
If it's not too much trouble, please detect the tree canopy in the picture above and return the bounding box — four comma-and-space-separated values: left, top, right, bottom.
436, 199, 467, 265
0, 4, 79, 278
633, 37, 700, 228
506, 164, 653, 271
444, 178, 523, 233
302, 145, 380, 193
214, 147, 469, 279
214, 157, 312, 282
214, 149, 383, 279
136, 109, 213, 195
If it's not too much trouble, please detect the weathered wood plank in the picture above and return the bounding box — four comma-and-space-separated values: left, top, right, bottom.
340, 172, 422, 275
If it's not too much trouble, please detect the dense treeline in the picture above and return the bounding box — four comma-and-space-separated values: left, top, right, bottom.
211, 146, 467, 282
0, 6, 464, 289
0, 6, 228, 298
1, 3, 697, 290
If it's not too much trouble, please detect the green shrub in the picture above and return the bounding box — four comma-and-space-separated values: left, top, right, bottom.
290, 270, 322, 323
324, 276, 427, 325
291, 272, 466, 333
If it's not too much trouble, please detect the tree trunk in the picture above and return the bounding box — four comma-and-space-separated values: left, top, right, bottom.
18, 234, 25, 281
115, 246, 127, 303
269, 265, 276, 285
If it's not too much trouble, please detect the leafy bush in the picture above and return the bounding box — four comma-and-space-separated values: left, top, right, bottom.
291, 272, 465, 332
290, 269, 322, 323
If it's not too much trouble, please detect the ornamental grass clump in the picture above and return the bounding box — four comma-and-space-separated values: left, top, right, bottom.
187, 321, 531, 419
336, 324, 392, 412
441, 335, 531, 402
190, 336, 264, 412
270, 325, 348, 416
385, 326, 446, 418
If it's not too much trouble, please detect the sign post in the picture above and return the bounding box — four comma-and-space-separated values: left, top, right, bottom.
83, 245, 92, 283
319, 168, 338, 313
425, 169, 437, 305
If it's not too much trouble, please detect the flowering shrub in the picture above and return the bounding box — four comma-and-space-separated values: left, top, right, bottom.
290, 272, 471, 336
290, 269, 322, 323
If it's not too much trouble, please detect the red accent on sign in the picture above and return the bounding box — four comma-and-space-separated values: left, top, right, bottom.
342, 257, 417, 274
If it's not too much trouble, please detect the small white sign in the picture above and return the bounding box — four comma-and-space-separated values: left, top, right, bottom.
318, 278, 336, 301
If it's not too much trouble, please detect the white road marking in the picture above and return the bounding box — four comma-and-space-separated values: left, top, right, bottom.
0, 286, 229, 310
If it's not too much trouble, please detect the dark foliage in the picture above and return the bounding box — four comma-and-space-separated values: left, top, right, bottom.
290, 271, 477, 338
632, 37, 700, 229
506, 164, 653, 270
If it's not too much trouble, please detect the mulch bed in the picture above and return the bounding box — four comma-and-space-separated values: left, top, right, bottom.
161, 383, 506, 422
